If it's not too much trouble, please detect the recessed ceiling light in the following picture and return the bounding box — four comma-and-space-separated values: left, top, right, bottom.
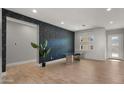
32, 9, 37, 13
61, 21, 64, 24
106, 8, 112, 11
109, 21, 113, 24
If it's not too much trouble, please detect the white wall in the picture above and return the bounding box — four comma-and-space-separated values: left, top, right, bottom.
6, 19, 38, 64
0, 9, 2, 73
75, 28, 106, 60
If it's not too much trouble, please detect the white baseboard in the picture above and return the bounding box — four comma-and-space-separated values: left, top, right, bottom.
37, 58, 66, 67
47, 58, 66, 64
82, 58, 106, 62
7, 59, 37, 67
7, 58, 66, 67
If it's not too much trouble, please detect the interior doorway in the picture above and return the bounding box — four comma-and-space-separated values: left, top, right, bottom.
6, 17, 39, 66
108, 34, 123, 60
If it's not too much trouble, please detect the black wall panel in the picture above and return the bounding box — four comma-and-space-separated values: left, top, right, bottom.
2, 9, 74, 72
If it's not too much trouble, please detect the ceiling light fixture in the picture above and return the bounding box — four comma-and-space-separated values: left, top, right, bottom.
106, 8, 112, 11
109, 21, 113, 24
61, 21, 64, 24
32, 9, 37, 13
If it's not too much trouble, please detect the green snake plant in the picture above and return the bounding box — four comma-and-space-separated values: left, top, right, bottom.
31, 40, 51, 67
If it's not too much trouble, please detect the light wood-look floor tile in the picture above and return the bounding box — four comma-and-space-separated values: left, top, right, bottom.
2, 59, 124, 84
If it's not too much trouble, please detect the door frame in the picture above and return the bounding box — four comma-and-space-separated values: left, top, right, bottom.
6, 17, 39, 66
2, 9, 41, 72
107, 33, 123, 59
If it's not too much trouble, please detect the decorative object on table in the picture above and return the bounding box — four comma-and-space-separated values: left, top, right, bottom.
74, 53, 80, 61
31, 40, 51, 67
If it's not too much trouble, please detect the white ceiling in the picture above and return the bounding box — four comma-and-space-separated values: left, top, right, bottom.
7, 8, 124, 31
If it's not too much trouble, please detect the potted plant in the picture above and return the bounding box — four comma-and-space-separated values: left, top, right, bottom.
31, 40, 51, 67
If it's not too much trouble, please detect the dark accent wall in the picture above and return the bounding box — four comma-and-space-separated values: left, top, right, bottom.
2, 9, 74, 72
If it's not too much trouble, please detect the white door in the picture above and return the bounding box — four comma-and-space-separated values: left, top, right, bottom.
108, 34, 123, 59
